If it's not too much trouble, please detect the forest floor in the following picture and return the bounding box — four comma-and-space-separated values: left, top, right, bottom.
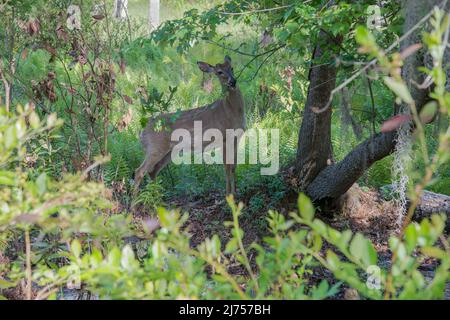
9, 173, 445, 300
159, 177, 450, 300
13, 178, 444, 300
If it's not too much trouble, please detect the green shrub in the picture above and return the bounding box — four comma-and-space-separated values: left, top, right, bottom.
0, 108, 448, 300
132, 179, 165, 213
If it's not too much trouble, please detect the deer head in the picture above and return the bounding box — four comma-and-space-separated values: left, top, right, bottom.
197, 55, 236, 90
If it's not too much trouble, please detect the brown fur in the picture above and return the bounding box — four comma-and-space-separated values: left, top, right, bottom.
134, 56, 245, 196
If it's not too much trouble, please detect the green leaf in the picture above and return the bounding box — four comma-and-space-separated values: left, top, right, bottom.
36, 172, 47, 196
108, 247, 121, 266
349, 233, 376, 266
152, 241, 166, 260
121, 245, 136, 270
71, 239, 81, 258
312, 234, 323, 251
90, 248, 103, 266
311, 219, 327, 234
421, 246, 446, 259
355, 26, 375, 46
5, 125, 17, 149
312, 280, 329, 299
0, 279, 16, 289
46, 113, 58, 127
337, 230, 353, 249
286, 21, 299, 33
298, 193, 314, 221
225, 238, 238, 254
395, 243, 407, 261
383, 77, 414, 105
326, 250, 340, 270
29, 111, 40, 129
419, 101, 438, 123
210, 234, 221, 258
404, 223, 418, 252
0, 171, 16, 186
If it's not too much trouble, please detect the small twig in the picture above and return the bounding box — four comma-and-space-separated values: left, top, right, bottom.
124, 4, 133, 43
25, 229, 32, 300
236, 44, 286, 79
167, 239, 248, 299
206, 40, 257, 57
244, 48, 279, 82
218, 5, 293, 16
232, 203, 259, 291
366, 71, 376, 135
440, 235, 450, 256
35, 286, 58, 300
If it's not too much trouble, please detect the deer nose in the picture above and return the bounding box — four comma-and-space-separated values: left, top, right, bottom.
229, 79, 236, 87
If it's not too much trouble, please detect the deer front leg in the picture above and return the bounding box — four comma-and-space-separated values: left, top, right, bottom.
223, 147, 232, 195
224, 164, 232, 195
223, 139, 238, 196
229, 164, 236, 195
133, 151, 163, 196
229, 141, 238, 196
133, 158, 151, 196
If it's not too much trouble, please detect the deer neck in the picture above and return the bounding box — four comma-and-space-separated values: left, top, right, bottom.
224, 86, 244, 112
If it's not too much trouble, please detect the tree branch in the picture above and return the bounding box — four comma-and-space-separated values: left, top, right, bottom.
295, 29, 341, 190
306, 131, 396, 201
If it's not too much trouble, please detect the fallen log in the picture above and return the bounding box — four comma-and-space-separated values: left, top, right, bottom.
381, 185, 450, 228
413, 189, 450, 221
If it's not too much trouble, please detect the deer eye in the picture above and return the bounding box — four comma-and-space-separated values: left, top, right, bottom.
217, 71, 224, 75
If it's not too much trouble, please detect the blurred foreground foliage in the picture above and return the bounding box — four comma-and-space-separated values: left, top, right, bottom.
0, 109, 448, 300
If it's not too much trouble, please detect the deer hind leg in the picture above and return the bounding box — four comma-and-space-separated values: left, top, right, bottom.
227, 139, 238, 196
232, 139, 239, 195
223, 145, 229, 195
133, 151, 165, 195
224, 164, 232, 195
148, 152, 172, 180
133, 158, 151, 196
223, 143, 237, 196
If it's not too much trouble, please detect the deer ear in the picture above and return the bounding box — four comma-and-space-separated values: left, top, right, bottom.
224, 55, 232, 64
197, 61, 214, 73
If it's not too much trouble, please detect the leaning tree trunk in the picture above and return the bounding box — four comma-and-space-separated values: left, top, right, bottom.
295, 0, 448, 204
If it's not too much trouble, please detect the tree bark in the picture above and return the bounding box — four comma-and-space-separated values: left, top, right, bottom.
306, 131, 396, 200
397, 0, 437, 113
295, 32, 340, 190
380, 185, 450, 217
413, 190, 450, 223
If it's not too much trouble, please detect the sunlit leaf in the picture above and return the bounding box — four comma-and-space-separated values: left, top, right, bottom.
419, 101, 438, 123
298, 193, 314, 221
383, 77, 414, 105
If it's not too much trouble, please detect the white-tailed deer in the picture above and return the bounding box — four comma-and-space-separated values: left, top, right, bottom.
134, 56, 245, 196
